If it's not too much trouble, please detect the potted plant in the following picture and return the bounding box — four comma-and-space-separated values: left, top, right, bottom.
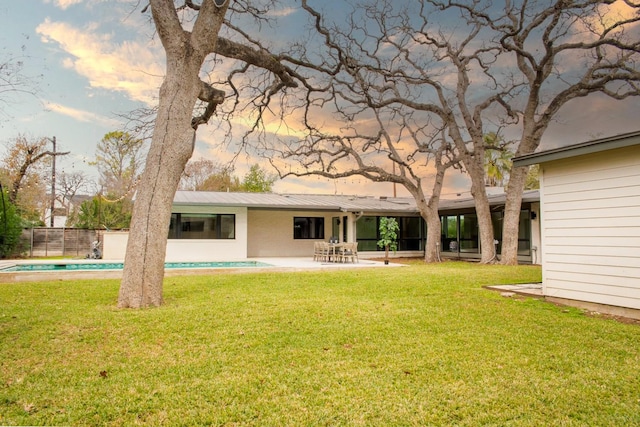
377, 217, 399, 265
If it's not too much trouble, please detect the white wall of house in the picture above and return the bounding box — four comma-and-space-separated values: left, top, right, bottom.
540, 145, 640, 309
531, 202, 542, 265
102, 206, 249, 261
102, 231, 129, 259
168, 205, 248, 261
102, 201, 540, 262
247, 209, 336, 257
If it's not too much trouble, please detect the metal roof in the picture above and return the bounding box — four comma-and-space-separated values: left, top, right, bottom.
173, 190, 540, 213
513, 130, 640, 167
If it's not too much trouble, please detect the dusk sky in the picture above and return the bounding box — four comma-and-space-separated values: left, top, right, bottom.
1, 1, 639, 199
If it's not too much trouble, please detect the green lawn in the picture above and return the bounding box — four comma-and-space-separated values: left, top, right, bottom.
1, 262, 639, 426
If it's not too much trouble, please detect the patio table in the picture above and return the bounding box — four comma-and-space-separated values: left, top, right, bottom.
328, 243, 345, 263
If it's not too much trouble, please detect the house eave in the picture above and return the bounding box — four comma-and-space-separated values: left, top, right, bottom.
513, 130, 640, 167
172, 190, 539, 214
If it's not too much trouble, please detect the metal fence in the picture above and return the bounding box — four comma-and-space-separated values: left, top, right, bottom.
20, 228, 103, 258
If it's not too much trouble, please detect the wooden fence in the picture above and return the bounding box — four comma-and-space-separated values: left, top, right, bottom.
20, 228, 103, 258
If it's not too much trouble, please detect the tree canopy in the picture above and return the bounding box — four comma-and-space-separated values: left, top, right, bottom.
92, 131, 145, 198
256, 0, 640, 264
0, 187, 24, 258
241, 164, 276, 193
0, 49, 39, 121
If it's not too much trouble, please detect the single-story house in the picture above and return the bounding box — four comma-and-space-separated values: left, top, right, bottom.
103, 189, 541, 264
513, 130, 640, 319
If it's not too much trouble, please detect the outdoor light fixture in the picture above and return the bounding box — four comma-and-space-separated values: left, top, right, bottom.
214, 0, 228, 7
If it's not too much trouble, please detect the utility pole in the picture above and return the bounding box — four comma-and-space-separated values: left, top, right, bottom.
43, 136, 69, 227
50, 136, 56, 227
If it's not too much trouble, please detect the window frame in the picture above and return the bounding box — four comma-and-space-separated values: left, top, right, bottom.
293, 216, 325, 240
168, 213, 236, 240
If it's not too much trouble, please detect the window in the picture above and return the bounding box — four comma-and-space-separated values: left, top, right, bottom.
459, 214, 479, 253
441, 215, 458, 252
518, 210, 531, 255
168, 213, 235, 239
294, 217, 324, 239
356, 216, 426, 251
399, 216, 424, 251
441, 210, 531, 256
356, 216, 378, 251
492, 211, 504, 253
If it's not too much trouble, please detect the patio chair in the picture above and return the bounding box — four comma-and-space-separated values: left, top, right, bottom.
313, 242, 322, 261
341, 242, 359, 263
319, 241, 331, 262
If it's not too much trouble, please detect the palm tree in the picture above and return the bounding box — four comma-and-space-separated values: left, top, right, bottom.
483, 133, 513, 188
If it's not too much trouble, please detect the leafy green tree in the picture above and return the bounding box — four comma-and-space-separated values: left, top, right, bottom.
525, 165, 540, 190
180, 162, 276, 193
240, 164, 277, 193
377, 217, 399, 264
0, 187, 24, 258
72, 195, 132, 230
483, 133, 513, 188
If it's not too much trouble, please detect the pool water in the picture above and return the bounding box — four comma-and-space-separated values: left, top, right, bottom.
0, 261, 271, 272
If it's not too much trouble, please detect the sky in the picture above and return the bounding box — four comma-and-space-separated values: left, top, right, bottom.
1, 1, 639, 199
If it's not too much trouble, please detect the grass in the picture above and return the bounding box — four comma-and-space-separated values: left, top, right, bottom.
1, 262, 639, 426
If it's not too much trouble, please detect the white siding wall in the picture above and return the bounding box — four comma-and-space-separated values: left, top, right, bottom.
541, 146, 640, 309
531, 202, 542, 265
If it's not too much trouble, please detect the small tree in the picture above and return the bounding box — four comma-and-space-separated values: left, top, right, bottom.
92, 131, 145, 198
241, 164, 277, 193
524, 165, 540, 190
200, 167, 242, 192
377, 217, 399, 265
57, 171, 92, 222
179, 158, 220, 191
1, 135, 68, 218
72, 195, 132, 230
0, 187, 24, 258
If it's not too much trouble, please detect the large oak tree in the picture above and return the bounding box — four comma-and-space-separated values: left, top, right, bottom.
119, 0, 232, 308
267, 0, 640, 263
118, 0, 306, 308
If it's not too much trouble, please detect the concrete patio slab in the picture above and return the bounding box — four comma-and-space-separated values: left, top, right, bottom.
485, 283, 543, 297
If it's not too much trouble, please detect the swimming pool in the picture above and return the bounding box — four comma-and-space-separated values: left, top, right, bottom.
0, 260, 272, 272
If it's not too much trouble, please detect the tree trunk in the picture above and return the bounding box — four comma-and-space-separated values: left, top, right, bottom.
411, 186, 443, 263
472, 184, 497, 263
500, 165, 529, 265
500, 129, 544, 265
115, 1, 232, 308
466, 160, 496, 263
117, 57, 201, 308
424, 211, 442, 263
